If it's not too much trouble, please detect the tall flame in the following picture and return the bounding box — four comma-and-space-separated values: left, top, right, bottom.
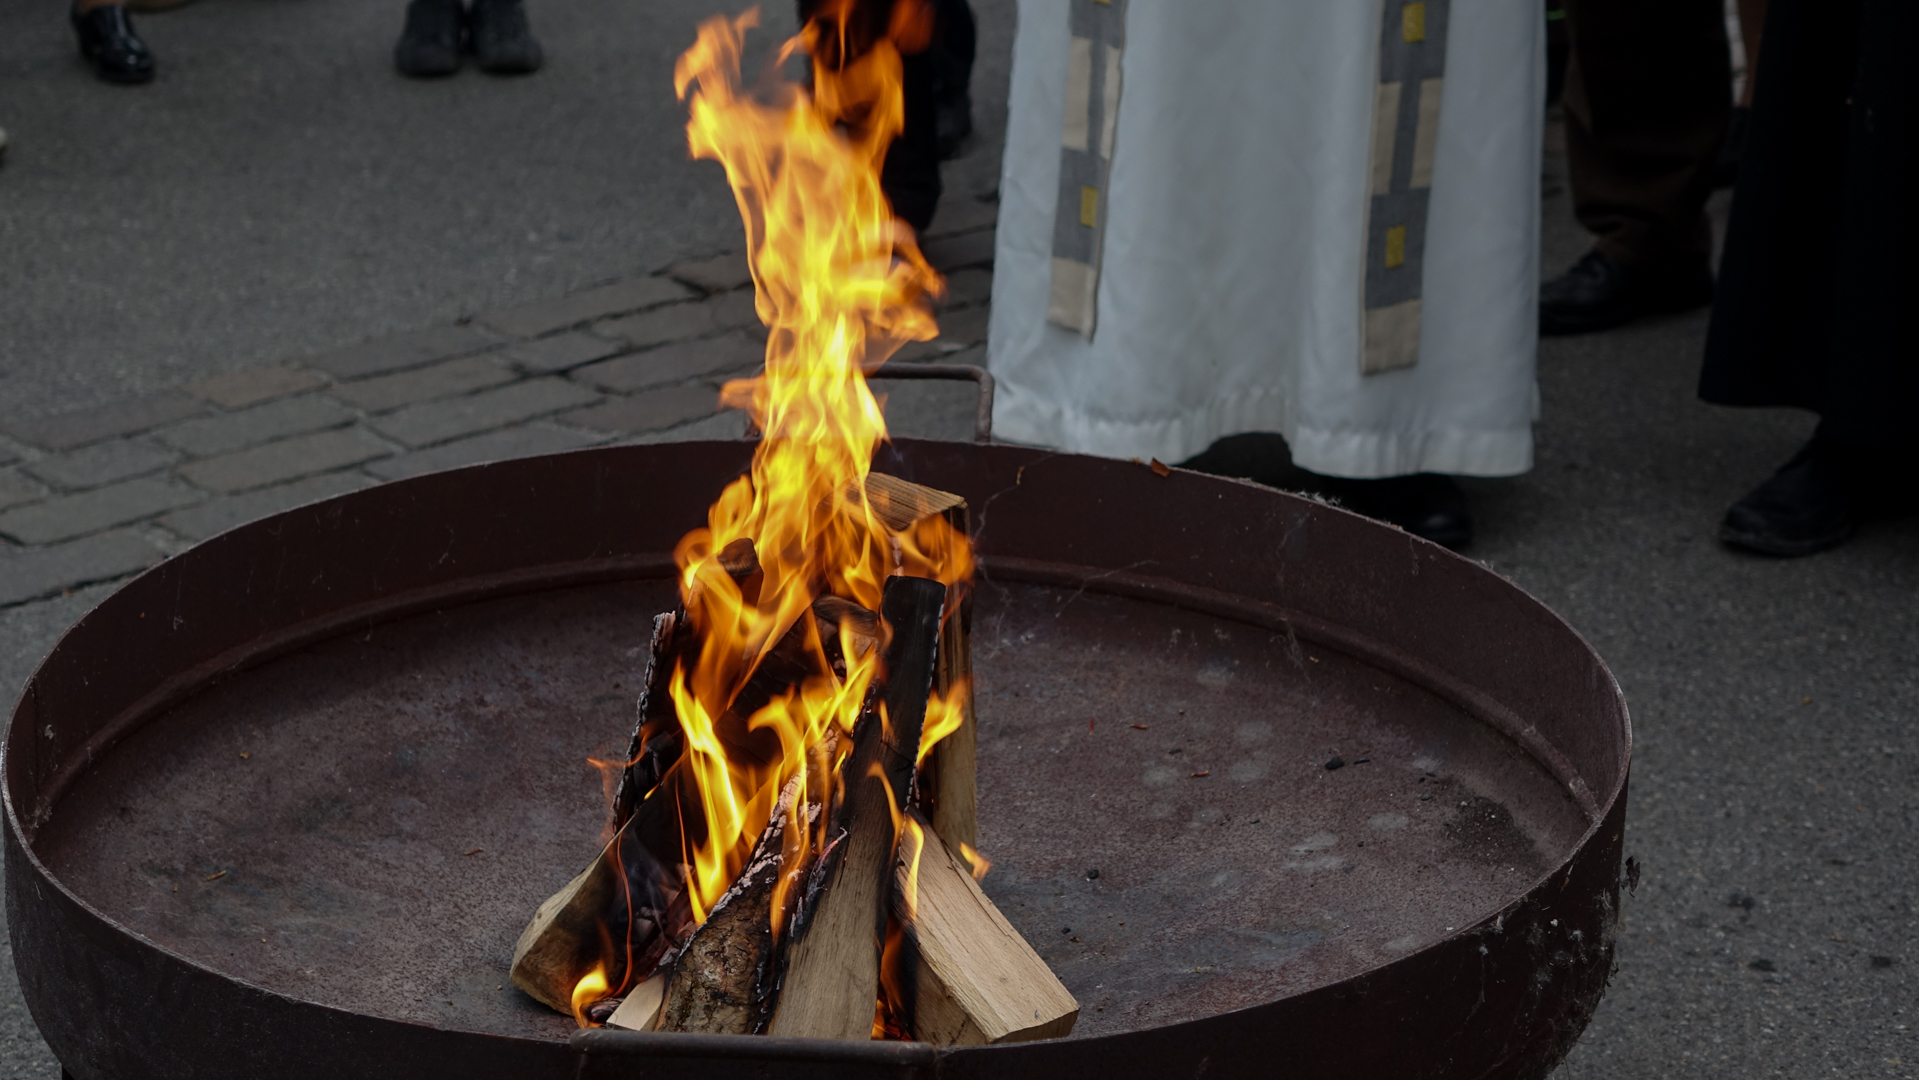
658, 2, 968, 943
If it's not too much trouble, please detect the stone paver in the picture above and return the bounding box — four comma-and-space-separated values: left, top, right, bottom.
622, 410, 749, 444
921, 229, 996, 273
178, 427, 395, 493
0, 391, 210, 452
304, 324, 504, 380
186, 366, 328, 408
0, 477, 204, 545
895, 306, 990, 362
329, 356, 519, 412
365, 424, 606, 481
668, 252, 753, 293
940, 267, 994, 308
370, 378, 600, 448
0, 248, 994, 638
922, 197, 1000, 239
0, 530, 167, 607
559, 384, 724, 435
0, 468, 48, 512
22, 439, 180, 491
592, 301, 726, 350
705, 290, 762, 330
478, 276, 695, 339
504, 331, 627, 374
155, 396, 357, 458
157, 472, 379, 542
571, 335, 764, 394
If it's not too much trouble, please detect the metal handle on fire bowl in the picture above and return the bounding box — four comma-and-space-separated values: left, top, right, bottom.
739, 360, 995, 443
864, 361, 995, 444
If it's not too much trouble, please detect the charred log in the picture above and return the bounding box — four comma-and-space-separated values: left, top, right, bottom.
651, 777, 808, 1035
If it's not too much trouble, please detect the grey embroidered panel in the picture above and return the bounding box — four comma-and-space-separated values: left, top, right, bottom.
1361, 0, 1449, 375
1047, 0, 1128, 339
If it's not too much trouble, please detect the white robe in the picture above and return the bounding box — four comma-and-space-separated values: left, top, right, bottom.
986, 0, 1544, 478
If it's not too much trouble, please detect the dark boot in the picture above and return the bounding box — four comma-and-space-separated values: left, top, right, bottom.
1719, 438, 1859, 556
470, 0, 542, 74
395, 0, 463, 77
72, 3, 155, 85
1540, 249, 1714, 336
1319, 473, 1474, 550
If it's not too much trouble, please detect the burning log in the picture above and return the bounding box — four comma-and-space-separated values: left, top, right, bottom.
650, 776, 807, 1034
508, 774, 694, 1015
890, 816, 1079, 1045
512, 611, 693, 1015
857, 473, 980, 861
612, 610, 690, 827
766, 574, 948, 1039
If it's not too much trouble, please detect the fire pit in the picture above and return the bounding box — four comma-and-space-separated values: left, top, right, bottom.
5, 436, 1628, 1080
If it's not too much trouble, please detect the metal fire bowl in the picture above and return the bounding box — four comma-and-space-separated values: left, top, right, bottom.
5, 440, 1629, 1080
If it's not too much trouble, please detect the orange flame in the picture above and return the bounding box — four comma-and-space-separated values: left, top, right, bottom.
657, 2, 971, 946
957, 841, 991, 881
570, 964, 610, 1027
916, 681, 968, 768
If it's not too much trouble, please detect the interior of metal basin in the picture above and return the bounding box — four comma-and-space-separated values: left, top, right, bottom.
33, 564, 1590, 1045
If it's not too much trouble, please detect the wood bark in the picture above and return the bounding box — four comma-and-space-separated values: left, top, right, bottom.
613, 610, 689, 828
514, 610, 698, 1019
766, 575, 948, 1039
890, 815, 1079, 1045
509, 773, 694, 1014
652, 776, 807, 1034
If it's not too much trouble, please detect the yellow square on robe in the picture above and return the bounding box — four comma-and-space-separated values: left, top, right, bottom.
1402, 2, 1426, 42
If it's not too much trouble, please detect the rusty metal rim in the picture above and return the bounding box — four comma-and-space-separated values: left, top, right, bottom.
12, 548, 1616, 841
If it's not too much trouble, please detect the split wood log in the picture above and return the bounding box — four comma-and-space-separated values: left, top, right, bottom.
859, 473, 979, 860
516, 608, 695, 1014
651, 776, 807, 1034
812, 595, 880, 679
766, 574, 948, 1039
891, 815, 1079, 1045
613, 609, 689, 828
605, 972, 667, 1031
508, 782, 694, 1014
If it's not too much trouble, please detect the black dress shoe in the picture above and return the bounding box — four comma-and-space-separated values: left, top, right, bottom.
395, 0, 463, 77
72, 4, 154, 85
1540, 249, 1713, 336
1719, 439, 1857, 557
1324, 473, 1474, 550
469, 0, 542, 74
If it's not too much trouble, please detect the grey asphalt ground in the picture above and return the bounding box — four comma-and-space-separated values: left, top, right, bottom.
1, 1, 1914, 1076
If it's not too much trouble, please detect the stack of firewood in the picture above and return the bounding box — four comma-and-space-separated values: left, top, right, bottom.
510, 476, 1078, 1046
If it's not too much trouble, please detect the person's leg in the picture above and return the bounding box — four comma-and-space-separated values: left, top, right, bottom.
396, 0, 464, 76
931, 0, 976, 159
1707, 0, 1917, 555
1540, 0, 1730, 334
796, 0, 943, 230
470, 0, 541, 74
71, 0, 155, 84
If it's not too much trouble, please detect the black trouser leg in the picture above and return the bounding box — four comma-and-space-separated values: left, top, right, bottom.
795, 0, 942, 229
1562, 0, 1731, 266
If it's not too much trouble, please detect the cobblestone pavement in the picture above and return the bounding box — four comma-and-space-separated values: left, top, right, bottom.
0, 207, 997, 611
